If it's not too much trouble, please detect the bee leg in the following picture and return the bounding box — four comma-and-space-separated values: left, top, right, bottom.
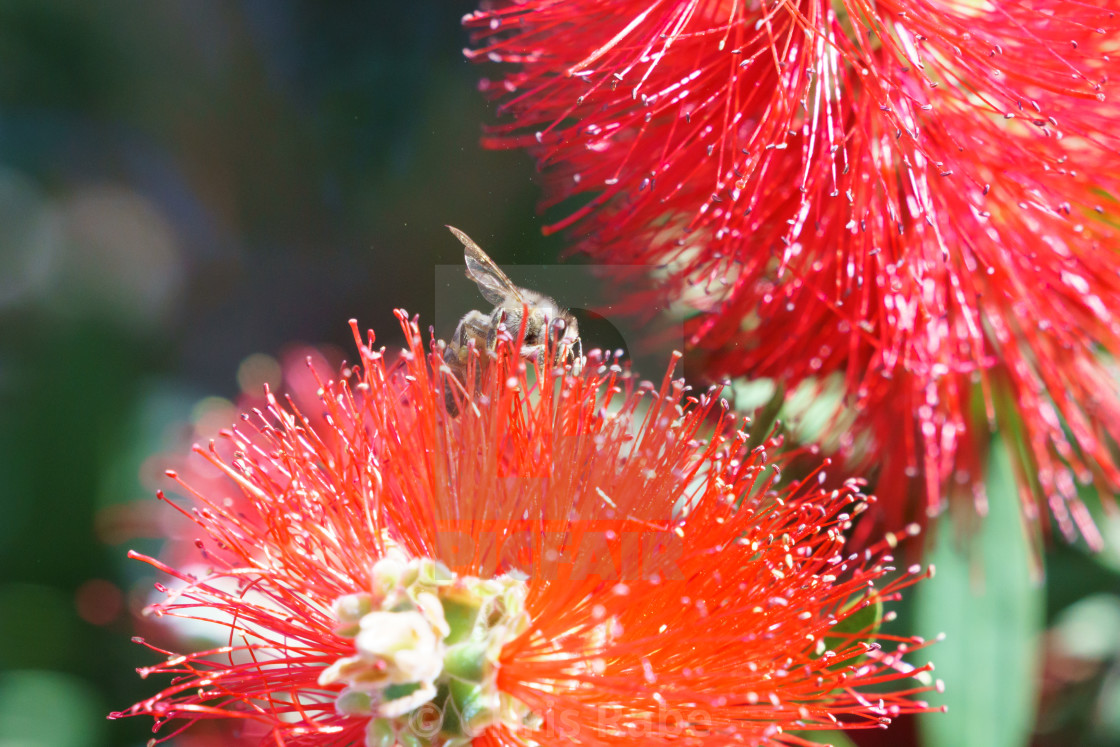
548, 318, 570, 364
513, 343, 543, 366
443, 310, 493, 417
451, 310, 493, 362
485, 307, 513, 354
570, 337, 584, 375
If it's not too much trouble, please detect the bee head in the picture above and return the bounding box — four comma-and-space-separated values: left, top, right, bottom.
549, 315, 582, 370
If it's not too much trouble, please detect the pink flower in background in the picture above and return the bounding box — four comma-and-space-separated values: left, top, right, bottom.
465, 0, 1120, 545
112, 312, 939, 745
97, 346, 343, 573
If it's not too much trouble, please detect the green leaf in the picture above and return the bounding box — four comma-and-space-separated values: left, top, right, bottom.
915, 438, 1044, 747
834, 595, 883, 642
817, 596, 883, 664
788, 729, 859, 747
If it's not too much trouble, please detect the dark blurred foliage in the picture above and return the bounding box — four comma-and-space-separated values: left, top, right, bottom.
1, 3, 1119, 747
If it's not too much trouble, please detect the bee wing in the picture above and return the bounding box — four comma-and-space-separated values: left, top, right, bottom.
447, 225, 524, 307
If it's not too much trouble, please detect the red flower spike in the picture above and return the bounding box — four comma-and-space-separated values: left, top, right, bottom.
113, 312, 940, 745
464, 0, 1120, 545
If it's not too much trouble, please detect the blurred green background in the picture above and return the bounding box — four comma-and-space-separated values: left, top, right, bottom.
0, 3, 1118, 746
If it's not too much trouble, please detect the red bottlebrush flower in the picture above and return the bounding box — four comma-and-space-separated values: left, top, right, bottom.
112, 311, 939, 745
464, 1, 1120, 546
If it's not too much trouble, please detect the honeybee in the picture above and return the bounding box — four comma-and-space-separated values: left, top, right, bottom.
442, 226, 581, 412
